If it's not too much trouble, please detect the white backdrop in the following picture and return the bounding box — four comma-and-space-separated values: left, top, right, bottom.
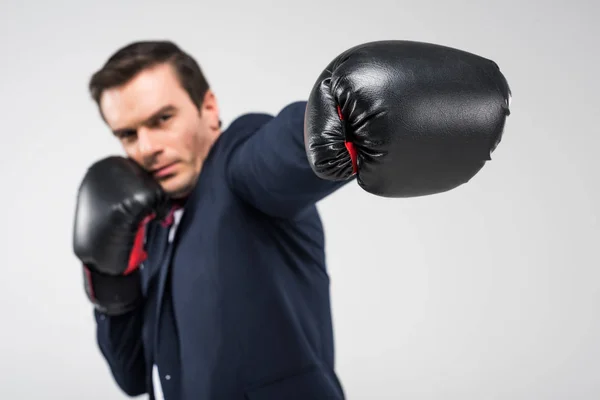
1, 0, 598, 399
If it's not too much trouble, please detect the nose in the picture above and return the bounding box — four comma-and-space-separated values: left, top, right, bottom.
136, 127, 161, 160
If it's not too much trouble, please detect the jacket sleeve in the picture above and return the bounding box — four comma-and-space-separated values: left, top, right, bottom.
94, 308, 147, 397
226, 101, 354, 219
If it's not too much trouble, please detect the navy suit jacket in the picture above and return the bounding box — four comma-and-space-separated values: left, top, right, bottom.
94, 101, 353, 399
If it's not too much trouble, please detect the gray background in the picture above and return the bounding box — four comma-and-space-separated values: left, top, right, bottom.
1, 0, 598, 399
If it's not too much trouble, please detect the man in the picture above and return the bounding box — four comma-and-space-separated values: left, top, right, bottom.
73, 40, 510, 399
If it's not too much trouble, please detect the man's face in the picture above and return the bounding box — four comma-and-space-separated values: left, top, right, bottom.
100, 63, 220, 198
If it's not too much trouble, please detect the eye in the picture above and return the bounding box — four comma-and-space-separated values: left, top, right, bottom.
117, 130, 136, 141
159, 114, 172, 122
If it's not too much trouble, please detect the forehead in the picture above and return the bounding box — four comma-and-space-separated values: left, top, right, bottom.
100, 63, 185, 129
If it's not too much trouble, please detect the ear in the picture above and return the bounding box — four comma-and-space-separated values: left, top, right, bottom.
201, 90, 220, 130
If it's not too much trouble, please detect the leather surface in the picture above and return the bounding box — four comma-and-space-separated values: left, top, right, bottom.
72, 156, 170, 274
83, 266, 143, 315
304, 40, 512, 197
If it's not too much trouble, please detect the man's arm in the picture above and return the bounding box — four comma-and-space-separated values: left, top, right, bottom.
95, 309, 147, 397
226, 101, 354, 219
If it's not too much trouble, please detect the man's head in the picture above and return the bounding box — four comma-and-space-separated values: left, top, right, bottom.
89, 41, 221, 198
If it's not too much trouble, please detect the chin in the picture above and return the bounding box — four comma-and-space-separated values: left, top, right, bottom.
160, 174, 194, 198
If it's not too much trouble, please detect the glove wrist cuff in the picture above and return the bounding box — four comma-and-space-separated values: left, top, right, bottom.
82, 265, 143, 316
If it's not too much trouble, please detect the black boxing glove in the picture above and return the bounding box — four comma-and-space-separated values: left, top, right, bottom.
73, 156, 170, 315
304, 40, 512, 197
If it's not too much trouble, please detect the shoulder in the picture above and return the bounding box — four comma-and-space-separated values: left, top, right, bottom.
211, 102, 308, 155
221, 101, 308, 142
211, 112, 272, 154
228, 112, 274, 131
224, 112, 273, 139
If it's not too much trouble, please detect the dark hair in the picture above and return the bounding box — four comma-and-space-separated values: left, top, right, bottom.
89, 40, 210, 112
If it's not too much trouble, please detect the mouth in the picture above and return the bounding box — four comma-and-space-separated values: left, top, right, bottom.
152, 162, 178, 178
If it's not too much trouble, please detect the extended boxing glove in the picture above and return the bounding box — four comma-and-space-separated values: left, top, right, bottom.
73, 156, 170, 315
304, 40, 511, 197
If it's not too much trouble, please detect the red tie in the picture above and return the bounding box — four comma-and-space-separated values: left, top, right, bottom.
160, 206, 177, 227
125, 201, 185, 273
160, 200, 185, 227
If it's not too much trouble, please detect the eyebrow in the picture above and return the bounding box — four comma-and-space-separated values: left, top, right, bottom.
112, 104, 177, 137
